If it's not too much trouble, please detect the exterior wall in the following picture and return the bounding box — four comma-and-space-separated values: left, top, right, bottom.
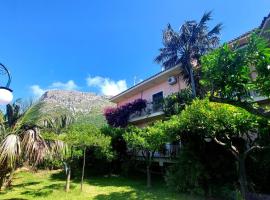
117, 74, 187, 106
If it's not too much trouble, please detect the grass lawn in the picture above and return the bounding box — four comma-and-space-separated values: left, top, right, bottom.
0, 168, 201, 200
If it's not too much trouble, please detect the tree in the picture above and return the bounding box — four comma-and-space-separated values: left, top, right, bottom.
201, 33, 270, 119
155, 11, 222, 97
48, 123, 112, 192
166, 99, 269, 199
123, 125, 169, 187
101, 126, 127, 174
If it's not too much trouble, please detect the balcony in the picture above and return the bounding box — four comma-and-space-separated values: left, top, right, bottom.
128, 101, 164, 123
128, 143, 181, 164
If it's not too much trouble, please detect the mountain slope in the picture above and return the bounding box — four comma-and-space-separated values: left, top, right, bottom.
25, 90, 114, 127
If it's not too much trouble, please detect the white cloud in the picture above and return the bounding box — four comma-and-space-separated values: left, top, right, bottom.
50, 80, 78, 90
30, 85, 46, 98
86, 76, 127, 96
30, 80, 79, 98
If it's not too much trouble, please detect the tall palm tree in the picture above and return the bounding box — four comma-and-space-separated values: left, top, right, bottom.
155, 11, 222, 97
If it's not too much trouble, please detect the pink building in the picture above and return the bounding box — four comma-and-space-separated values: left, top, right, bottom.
110, 13, 270, 127
109, 13, 270, 163
110, 65, 187, 127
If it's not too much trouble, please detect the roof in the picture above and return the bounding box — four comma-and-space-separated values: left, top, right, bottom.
228, 12, 270, 45
110, 65, 181, 103
260, 12, 270, 29
227, 28, 258, 45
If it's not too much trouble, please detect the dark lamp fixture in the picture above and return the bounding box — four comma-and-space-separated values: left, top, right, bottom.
0, 63, 13, 105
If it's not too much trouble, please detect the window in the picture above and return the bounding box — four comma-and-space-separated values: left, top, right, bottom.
152, 92, 163, 112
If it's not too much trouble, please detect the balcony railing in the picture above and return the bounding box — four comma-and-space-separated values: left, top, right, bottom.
128, 143, 181, 159
129, 101, 164, 122
250, 90, 268, 102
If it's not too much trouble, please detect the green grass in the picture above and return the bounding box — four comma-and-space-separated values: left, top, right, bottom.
0, 169, 201, 200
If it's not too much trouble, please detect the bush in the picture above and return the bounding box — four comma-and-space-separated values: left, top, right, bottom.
101, 126, 128, 174
163, 89, 192, 116
37, 156, 63, 170
165, 147, 207, 196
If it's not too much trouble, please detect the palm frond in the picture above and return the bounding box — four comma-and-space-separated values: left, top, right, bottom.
13, 102, 44, 132
42, 114, 74, 134
155, 11, 222, 95
49, 140, 67, 159
0, 134, 21, 168
22, 127, 48, 166
208, 23, 222, 37
198, 11, 212, 28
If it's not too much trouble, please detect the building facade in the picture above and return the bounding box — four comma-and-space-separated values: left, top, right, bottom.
110, 65, 187, 127
109, 13, 270, 162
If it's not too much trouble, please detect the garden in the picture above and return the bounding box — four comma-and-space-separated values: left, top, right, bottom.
0, 12, 270, 200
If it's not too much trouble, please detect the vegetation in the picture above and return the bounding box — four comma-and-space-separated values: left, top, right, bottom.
101, 126, 128, 174
175, 99, 269, 199
0, 100, 47, 190
163, 88, 193, 116
148, 99, 270, 199
0, 169, 201, 200
59, 123, 112, 191
155, 11, 222, 97
124, 125, 169, 188
1, 11, 270, 200
201, 33, 270, 118
165, 147, 208, 196
104, 99, 147, 127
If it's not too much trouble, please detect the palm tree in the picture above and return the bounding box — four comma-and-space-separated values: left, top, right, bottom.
0, 100, 48, 189
155, 11, 222, 97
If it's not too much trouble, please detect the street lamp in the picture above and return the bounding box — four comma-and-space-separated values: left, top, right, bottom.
0, 63, 13, 104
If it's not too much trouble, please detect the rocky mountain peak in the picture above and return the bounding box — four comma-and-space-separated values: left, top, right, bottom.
38, 90, 114, 116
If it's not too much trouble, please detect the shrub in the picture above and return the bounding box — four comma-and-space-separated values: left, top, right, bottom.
165, 147, 206, 196
163, 89, 192, 116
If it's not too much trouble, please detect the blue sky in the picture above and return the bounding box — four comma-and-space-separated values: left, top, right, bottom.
0, 0, 269, 100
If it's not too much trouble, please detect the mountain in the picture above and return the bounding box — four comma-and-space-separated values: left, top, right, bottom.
25, 90, 114, 127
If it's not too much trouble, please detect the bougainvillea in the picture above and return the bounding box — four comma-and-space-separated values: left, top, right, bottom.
104, 99, 147, 127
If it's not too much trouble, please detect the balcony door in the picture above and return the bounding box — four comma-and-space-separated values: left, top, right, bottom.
152, 91, 163, 112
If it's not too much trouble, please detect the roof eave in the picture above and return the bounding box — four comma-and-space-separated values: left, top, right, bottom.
110, 65, 181, 102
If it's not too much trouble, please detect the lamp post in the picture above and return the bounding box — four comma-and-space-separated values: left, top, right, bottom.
0, 63, 13, 104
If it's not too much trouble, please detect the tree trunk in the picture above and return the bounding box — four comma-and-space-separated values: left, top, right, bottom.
145, 151, 152, 188
146, 165, 151, 188
189, 66, 197, 98
5, 169, 14, 188
80, 147, 86, 192
238, 155, 248, 200
65, 165, 71, 192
